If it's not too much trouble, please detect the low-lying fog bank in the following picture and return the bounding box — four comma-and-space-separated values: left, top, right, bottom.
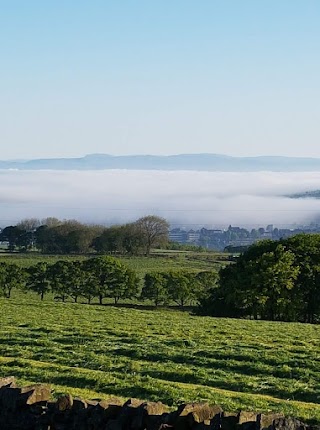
1, 169, 320, 228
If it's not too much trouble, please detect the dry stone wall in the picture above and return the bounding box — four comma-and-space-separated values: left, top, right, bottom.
0, 377, 319, 430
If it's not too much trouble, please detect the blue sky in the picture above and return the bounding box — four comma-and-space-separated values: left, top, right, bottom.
1, 1, 319, 159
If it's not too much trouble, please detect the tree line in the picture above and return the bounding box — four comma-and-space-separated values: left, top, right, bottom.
0, 256, 217, 307
0, 216, 169, 256
200, 233, 320, 323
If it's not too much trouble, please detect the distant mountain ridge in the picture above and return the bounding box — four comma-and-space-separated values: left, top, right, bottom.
2, 153, 320, 171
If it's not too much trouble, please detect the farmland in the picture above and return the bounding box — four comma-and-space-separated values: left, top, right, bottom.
0, 250, 228, 276
1, 291, 320, 423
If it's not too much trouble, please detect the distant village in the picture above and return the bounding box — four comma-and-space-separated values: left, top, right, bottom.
169, 224, 320, 251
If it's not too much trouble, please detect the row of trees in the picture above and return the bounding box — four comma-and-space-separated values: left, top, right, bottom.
0, 216, 169, 255
0, 256, 217, 307
200, 233, 320, 323
0, 257, 138, 304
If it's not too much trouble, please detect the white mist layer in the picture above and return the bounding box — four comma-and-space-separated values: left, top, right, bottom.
0, 170, 320, 228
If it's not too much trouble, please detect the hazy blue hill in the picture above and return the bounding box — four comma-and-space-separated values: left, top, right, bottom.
2, 153, 320, 171
288, 190, 320, 199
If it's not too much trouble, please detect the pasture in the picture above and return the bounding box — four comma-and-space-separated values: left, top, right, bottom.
0, 250, 227, 276
0, 292, 320, 423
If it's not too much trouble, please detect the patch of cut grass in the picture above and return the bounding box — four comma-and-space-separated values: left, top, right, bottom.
1, 294, 320, 423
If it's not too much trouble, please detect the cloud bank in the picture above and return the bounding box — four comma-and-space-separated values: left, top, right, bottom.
1, 170, 320, 228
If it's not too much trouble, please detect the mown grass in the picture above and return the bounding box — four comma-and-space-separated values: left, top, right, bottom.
1, 292, 320, 423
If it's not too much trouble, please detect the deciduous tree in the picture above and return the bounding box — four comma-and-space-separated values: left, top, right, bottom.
26, 262, 51, 300
142, 272, 169, 306
134, 215, 169, 255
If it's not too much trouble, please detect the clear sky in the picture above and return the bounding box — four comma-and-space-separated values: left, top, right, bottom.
1, 0, 320, 159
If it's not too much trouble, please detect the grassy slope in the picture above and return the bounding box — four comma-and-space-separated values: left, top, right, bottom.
1, 293, 320, 423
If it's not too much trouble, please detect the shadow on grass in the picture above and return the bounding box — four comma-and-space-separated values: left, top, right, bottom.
139, 368, 320, 404
88, 302, 195, 312
2, 359, 319, 404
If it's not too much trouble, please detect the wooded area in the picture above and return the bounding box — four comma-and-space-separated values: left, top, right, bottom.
0, 216, 169, 256
201, 234, 320, 323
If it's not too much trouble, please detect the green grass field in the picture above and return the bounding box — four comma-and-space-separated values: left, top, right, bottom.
1, 292, 320, 423
0, 250, 228, 276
